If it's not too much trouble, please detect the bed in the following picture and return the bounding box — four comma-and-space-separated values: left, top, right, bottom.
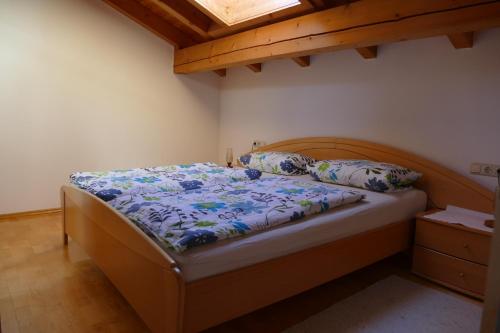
61, 137, 494, 333
171, 175, 427, 281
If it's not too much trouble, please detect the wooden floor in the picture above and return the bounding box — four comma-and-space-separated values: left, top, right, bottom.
0, 213, 480, 333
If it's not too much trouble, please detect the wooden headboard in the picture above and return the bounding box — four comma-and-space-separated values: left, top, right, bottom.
255, 137, 494, 213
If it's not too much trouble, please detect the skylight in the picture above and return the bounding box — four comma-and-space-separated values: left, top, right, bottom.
193, 0, 302, 26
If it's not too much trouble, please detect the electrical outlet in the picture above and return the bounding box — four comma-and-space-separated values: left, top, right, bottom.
470, 163, 500, 177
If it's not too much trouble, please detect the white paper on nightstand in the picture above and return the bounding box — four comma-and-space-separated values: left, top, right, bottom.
424, 205, 494, 233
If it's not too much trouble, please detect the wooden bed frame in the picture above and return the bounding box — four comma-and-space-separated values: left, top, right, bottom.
61, 137, 494, 333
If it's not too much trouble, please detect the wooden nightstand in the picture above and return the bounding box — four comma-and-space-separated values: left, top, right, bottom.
412, 210, 492, 299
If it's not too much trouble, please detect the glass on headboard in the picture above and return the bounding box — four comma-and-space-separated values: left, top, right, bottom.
226, 148, 233, 168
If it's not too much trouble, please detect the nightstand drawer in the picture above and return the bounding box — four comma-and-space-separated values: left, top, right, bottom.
415, 219, 490, 265
413, 246, 487, 297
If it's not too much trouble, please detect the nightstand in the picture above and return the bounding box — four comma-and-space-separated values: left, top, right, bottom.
412, 210, 492, 299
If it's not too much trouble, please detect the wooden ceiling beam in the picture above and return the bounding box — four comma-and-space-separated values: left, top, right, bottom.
308, 0, 327, 9
139, 0, 213, 41
447, 31, 474, 48
309, 0, 358, 9
213, 69, 227, 77
205, 0, 316, 38
307, 0, 353, 9
103, 0, 196, 48
174, 0, 500, 74
292, 56, 311, 67
246, 63, 262, 73
356, 46, 378, 59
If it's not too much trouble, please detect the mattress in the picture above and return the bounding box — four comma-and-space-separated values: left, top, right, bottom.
169, 174, 427, 281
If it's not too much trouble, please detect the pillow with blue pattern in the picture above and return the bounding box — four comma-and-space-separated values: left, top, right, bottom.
239, 151, 315, 175
307, 160, 421, 192
226, 168, 262, 181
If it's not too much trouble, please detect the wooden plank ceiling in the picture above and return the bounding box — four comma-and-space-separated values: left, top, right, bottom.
104, 0, 500, 75
104, 0, 349, 47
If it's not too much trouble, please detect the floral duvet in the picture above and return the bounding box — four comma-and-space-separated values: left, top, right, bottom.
70, 162, 262, 201
108, 176, 364, 253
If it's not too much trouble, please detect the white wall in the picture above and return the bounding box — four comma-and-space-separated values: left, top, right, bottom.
0, 0, 220, 214
2, 1, 499, 214
219, 29, 500, 191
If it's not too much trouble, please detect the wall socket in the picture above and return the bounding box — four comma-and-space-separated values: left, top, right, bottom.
470, 163, 500, 177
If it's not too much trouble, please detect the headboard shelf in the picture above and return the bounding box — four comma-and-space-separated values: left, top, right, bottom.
255, 137, 494, 213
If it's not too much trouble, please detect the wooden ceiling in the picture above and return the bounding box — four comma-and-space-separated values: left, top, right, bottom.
104, 0, 500, 76
190, 0, 304, 26
104, 0, 351, 47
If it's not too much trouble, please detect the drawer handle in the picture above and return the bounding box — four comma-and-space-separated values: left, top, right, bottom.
463, 244, 469, 249
459, 272, 465, 278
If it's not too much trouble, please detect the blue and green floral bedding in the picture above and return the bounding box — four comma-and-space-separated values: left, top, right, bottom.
307, 160, 421, 193
239, 151, 315, 176
70, 163, 262, 201
108, 177, 364, 253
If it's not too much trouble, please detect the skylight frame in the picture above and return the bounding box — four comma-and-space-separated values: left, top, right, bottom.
192, 0, 302, 26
